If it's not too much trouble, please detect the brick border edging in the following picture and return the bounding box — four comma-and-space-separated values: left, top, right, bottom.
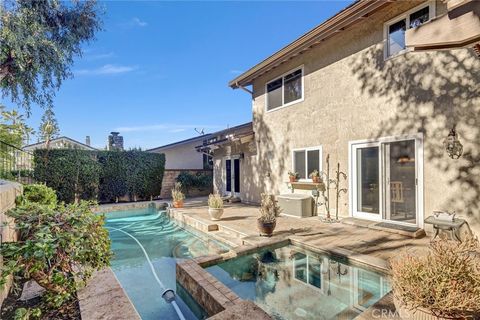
94, 201, 168, 214
176, 258, 241, 317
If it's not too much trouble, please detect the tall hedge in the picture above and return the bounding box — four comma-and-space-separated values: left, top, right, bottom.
34, 149, 100, 203
97, 151, 128, 203
33, 149, 165, 203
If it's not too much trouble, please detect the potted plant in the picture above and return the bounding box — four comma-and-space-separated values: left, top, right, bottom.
208, 193, 224, 220
171, 182, 185, 208
390, 234, 480, 319
309, 170, 321, 183
257, 193, 281, 237
288, 171, 299, 183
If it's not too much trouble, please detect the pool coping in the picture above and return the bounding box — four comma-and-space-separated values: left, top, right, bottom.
78, 267, 141, 320
94, 200, 168, 214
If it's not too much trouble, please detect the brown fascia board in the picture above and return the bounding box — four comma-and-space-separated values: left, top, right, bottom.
228, 0, 394, 89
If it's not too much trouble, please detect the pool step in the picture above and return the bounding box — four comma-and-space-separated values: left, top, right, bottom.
209, 230, 244, 247
168, 208, 249, 248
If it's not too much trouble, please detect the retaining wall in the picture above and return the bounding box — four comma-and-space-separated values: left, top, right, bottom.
0, 180, 23, 307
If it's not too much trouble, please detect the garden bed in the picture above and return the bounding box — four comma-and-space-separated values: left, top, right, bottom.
0, 280, 81, 320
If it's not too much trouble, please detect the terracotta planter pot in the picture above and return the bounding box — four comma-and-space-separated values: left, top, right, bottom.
172, 200, 184, 208
257, 219, 276, 237
311, 176, 320, 183
393, 296, 470, 320
289, 176, 297, 183
208, 207, 224, 221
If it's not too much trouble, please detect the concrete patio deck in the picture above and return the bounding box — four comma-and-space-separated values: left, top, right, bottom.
171, 197, 431, 267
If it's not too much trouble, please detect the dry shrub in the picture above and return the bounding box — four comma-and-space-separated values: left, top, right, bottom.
258, 194, 281, 223
208, 193, 223, 209
390, 235, 480, 318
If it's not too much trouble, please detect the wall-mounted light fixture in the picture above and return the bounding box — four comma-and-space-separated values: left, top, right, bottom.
443, 127, 463, 159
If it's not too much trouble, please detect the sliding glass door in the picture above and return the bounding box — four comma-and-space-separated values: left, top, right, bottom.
351, 137, 421, 226
352, 144, 381, 221
384, 140, 417, 224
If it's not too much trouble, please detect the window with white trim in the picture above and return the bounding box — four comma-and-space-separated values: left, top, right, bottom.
266, 67, 303, 111
384, 3, 434, 59
292, 146, 322, 180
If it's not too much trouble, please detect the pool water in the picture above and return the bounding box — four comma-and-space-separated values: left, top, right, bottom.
104, 207, 229, 320
206, 245, 390, 320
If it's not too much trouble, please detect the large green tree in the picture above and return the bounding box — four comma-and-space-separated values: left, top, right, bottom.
0, 0, 102, 113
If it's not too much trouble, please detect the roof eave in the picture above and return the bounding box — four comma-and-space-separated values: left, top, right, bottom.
228, 0, 394, 89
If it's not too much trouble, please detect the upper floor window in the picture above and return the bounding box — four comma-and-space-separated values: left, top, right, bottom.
384, 3, 434, 59
266, 67, 303, 111
292, 146, 322, 180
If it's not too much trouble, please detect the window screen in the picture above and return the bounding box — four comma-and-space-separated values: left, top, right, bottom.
410, 7, 429, 28
293, 148, 321, 180
294, 150, 306, 179
388, 19, 406, 57
266, 78, 282, 110
307, 149, 320, 176
284, 69, 302, 104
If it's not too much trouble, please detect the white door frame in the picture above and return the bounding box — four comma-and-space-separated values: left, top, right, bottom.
350, 142, 383, 222
223, 155, 241, 197
348, 133, 424, 228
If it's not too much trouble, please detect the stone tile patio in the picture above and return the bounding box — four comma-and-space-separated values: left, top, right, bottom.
172, 198, 430, 265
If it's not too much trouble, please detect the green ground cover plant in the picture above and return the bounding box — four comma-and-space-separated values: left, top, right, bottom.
0, 185, 111, 319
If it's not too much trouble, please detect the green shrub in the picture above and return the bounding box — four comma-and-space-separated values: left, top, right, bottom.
33, 149, 100, 203
176, 171, 212, 195
97, 151, 128, 203
33, 149, 165, 203
124, 150, 165, 201
18, 184, 57, 207
0, 201, 111, 309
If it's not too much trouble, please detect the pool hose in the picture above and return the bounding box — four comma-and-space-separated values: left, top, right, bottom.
108, 226, 187, 320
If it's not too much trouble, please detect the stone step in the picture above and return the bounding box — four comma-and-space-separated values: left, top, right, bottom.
341, 217, 425, 238
208, 230, 244, 247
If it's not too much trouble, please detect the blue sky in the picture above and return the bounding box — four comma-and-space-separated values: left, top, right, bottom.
5, 1, 353, 149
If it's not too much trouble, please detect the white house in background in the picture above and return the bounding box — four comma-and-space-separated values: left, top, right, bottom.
23, 136, 97, 152
148, 134, 213, 170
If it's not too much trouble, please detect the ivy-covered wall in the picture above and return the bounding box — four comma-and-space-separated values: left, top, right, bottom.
33, 149, 165, 203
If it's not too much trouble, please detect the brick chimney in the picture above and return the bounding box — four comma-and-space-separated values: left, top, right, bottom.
85, 136, 91, 146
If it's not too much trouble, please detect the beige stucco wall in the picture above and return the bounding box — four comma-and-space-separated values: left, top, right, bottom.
212, 141, 258, 204
229, 1, 479, 234
152, 140, 205, 170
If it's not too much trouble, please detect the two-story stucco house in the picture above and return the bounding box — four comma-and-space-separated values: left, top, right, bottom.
208, 0, 480, 235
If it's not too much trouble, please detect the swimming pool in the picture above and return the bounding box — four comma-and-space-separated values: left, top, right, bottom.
206, 245, 390, 320
104, 206, 229, 320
